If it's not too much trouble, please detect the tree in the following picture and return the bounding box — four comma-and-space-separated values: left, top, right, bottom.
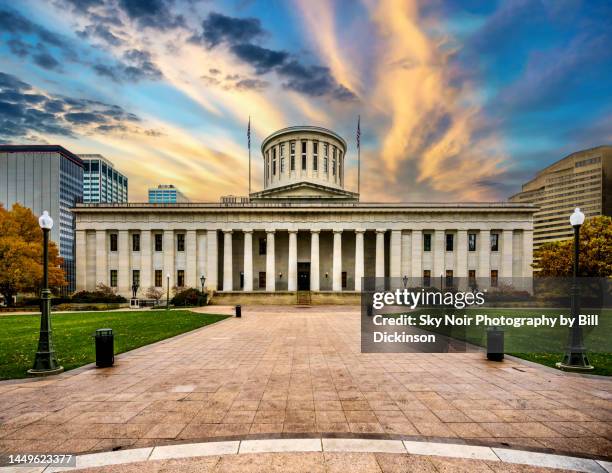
145, 286, 164, 302
534, 216, 612, 277
0, 203, 66, 305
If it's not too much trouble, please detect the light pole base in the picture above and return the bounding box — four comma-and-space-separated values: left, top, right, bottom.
27, 366, 64, 377
555, 361, 594, 372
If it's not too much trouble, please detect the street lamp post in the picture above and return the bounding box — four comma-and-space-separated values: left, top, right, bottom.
28, 211, 63, 376
166, 273, 170, 310
200, 275, 206, 293
557, 208, 593, 371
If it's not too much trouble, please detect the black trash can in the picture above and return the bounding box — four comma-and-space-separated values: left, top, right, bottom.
486, 326, 504, 361
95, 328, 114, 367
235, 305, 241, 318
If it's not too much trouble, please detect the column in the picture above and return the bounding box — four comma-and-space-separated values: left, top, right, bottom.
375, 229, 385, 278
522, 229, 533, 277
95, 230, 107, 285
163, 229, 174, 288
266, 230, 275, 291
223, 230, 233, 291
243, 230, 253, 291
197, 232, 207, 285
206, 230, 218, 290
411, 230, 422, 278
401, 232, 411, 279
185, 230, 197, 287
118, 230, 129, 296
288, 230, 297, 291
433, 229, 444, 280
141, 230, 152, 291
478, 229, 491, 279
390, 230, 402, 279
75, 230, 86, 291
501, 230, 513, 279
310, 230, 320, 291
332, 230, 342, 291
354, 230, 364, 291
456, 230, 468, 278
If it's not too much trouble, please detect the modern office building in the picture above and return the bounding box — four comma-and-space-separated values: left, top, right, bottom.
148, 184, 188, 203
74, 126, 535, 301
509, 145, 611, 250
79, 154, 128, 203
0, 145, 84, 291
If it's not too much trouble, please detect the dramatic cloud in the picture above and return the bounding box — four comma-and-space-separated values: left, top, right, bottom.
93, 48, 163, 82
0, 72, 155, 143
195, 12, 265, 47
230, 44, 288, 74
117, 0, 185, 30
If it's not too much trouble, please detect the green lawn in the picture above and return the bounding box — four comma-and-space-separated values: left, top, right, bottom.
422, 308, 612, 376
0, 310, 228, 380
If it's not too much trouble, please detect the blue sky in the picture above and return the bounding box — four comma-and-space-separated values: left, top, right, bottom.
0, 0, 610, 201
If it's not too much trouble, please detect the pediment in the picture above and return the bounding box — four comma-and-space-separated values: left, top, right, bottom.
250, 181, 359, 201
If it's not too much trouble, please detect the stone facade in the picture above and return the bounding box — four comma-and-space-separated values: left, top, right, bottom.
73, 126, 536, 299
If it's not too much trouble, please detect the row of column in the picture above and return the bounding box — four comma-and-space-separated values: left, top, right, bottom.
77, 228, 532, 294
221, 229, 386, 292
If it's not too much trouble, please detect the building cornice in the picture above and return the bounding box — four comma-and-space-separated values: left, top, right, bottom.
261, 126, 347, 153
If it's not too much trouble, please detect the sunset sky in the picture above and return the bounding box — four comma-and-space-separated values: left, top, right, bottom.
0, 0, 610, 202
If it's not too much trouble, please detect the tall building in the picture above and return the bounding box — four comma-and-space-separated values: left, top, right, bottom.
148, 184, 188, 203
509, 145, 611, 250
74, 126, 535, 300
79, 154, 128, 203
0, 145, 84, 291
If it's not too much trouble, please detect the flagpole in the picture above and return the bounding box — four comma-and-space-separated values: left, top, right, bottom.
357, 115, 361, 198
248, 116, 251, 196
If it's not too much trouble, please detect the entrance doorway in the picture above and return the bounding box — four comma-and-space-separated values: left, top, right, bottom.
297, 262, 310, 290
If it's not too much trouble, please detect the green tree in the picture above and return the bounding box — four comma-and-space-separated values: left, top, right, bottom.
0, 204, 66, 305
534, 216, 612, 277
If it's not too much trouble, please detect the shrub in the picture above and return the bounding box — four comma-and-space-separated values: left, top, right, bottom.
171, 287, 206, 306
71, 283, 127, 303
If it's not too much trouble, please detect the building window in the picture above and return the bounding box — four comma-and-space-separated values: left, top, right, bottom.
445, 270, 454, 288
132, 233, 140, 252
332, 146, 337, 176
423, 233, 432, 251
259, 271, 266, 288
423, 270, 431, 287
177, 234, 185, 252
154, 234, 163, 251
265, 154, 269, 182
132, 269, 140, 288
155, 270, 162, 287
240, 272, 244, 289
110, 233, 118, 252
272, 147, 277, 175
338, 152, 342, 183
313, 141, 318, 171
259, 238, 266, 255
468, 233, 476, 251
301, 141, 307, 170
177, 270, 185, 287
110, 269, 117, 287
491, 269, 498, 287
280, 143, 285, 174
446, 233, 454, 251
490, 233, 499, 251
324, 143, 329, 173
290, 142, 295, 171
342, 271, 347, 289
468, 269, 476, 288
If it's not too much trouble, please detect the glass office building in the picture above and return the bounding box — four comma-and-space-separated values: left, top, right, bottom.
0, 145, 84, 292
148, 184, 188, 203
79, 154, 128, 203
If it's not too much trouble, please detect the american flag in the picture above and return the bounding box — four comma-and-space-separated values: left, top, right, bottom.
356, 115, 361, 149
247, 116, 251, 148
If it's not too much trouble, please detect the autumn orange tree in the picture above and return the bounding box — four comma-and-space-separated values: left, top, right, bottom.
534, 216, 612, 277
0, 203, 66, 306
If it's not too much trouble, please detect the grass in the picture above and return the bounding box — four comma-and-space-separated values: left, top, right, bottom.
379, 308, 612, 376
0, 310, 228, 380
